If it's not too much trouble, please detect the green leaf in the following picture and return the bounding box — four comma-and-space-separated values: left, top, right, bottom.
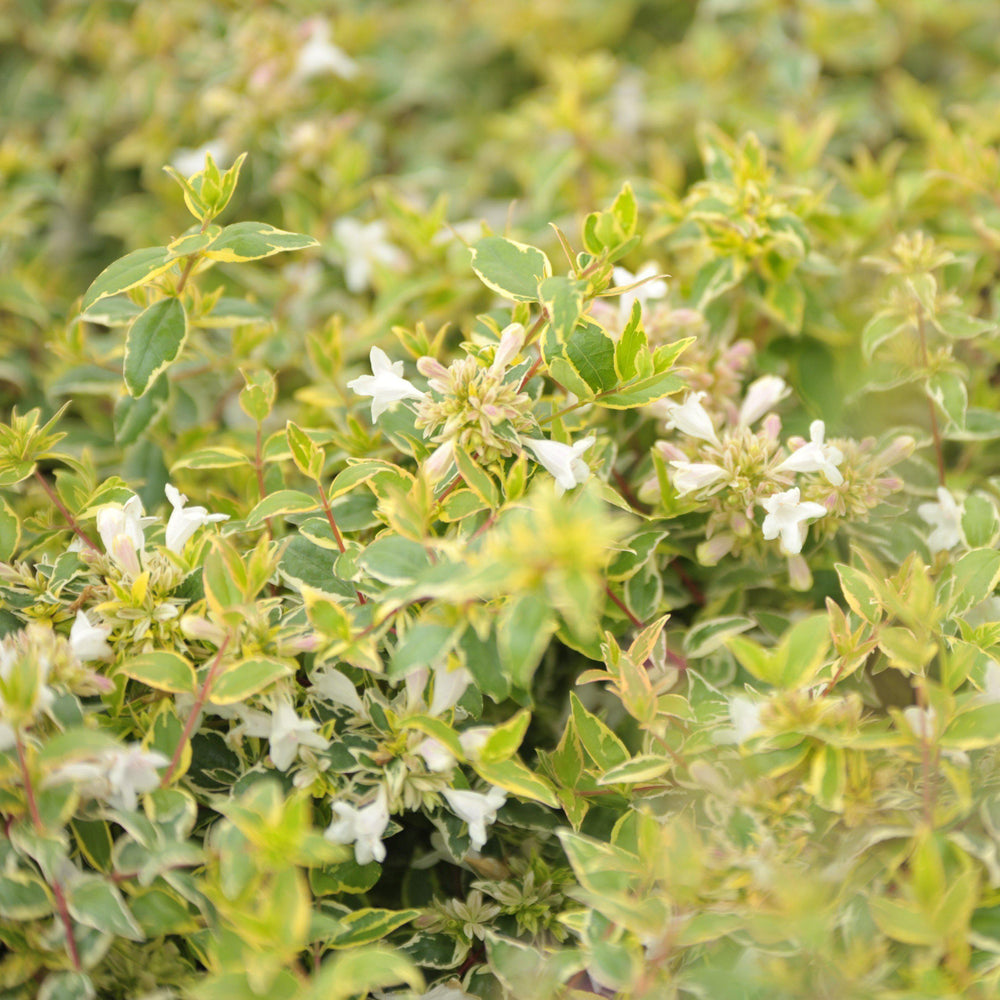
682, 616, 755, 658
950, 548, 1000, 614
114, 373, 169, 445
942, 703, 1000, 749
597, 754, 672, 785
210, 657, 294, 704
836, 564, 883, 623
861, 311, 904, 360
287, 421, 325, 480
0, 870, 52, 919
359, 536, 432, 584
614, 301, 645, 381
498, 595, 555, 689
247, 490, 319, 527
478, 710, 530, 764
389, 623, 459, 678
962, 494, 999, 548
67, 875, 143, 941
927, 371, 967, 431
612, 182, 638, 236
570, 693, 629, 769
935, 310, 996, 340
868, 895, 939, 946
38, 972, 96, 1000
595, 370, 684, 409
473, 757, 559, 807
123, 297, 188, 397
311, 858, 382, 896
564, 321, 617, 393
305, 947, 423, 1000
171, 446, 251, 471
690, 256, 738, 309
81, 246, 174, 312
120, 651, 197, 695
323, 908, 421, 949
0, 495, 21, 561
203, 222, 318, 262
470, 236, 551, 302
538, 275, 584, 342
453, 447, 500, 507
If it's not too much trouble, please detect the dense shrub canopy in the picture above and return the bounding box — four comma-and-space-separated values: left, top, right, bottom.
4, 2, 1000, 998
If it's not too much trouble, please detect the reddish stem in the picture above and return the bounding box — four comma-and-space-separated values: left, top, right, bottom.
161, 634, 231, 788
603, 583, 688, 671
34, 469, 100, 552
17, 738, 82, 970
317, 482, 367, 605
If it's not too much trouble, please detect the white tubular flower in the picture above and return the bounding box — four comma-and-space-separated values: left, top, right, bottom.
670, 460, 727, 497
760, 487, 827, 555
524, 436, 596, 495
613, 262, 668, 322
917, 487, 963, 554
739, 375, 789, 426
414, 736, 456, 773
489, 323, 526, 376
165, 484, 229, 553
268, 699, 329, 771
102, 744, 170, 811
661, 392, 720, 446
442, 786, 507, 851
457, 727, 490, 759
333, 218, 405, 293
295, 18, 359, 81
96, 495, 155, 575
902, 705, 937, 741
69, 610, 112, 662
429, 662, 473, 717
423, 439, 456, 483
325, 787, 390, 865
728, 695, 764, 743
347, 346, 426, 421
776, 420, 844, 486
310, 666, 364, 714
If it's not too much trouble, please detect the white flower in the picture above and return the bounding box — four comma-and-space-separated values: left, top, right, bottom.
738, 375, 789, 426
670, 460, 727, 497
310, 666, 364, 714
347, 346, 425, 421
613, 262, 668, 323
295, 18, 359, 81
917, 486, 963, 554
69, 610, 112, 662
164, 484, 229, 553
458, 727, 491, 759
776, 420, 844, 486
423, 439, 456, 483
325, 787, 390, 865
171, 140, 228, 178
524, 436, 596, 494
984, 659, 1000, 701
96, 495, 155, 575
489, 323, 526, 376
728, 695, 764, 742
760, 487, 827, 555
333, 218, 405, 292
441, 786, 507, 851
902, 705, 937, 741
429, 662, 473, 717
661, 392, 720, 446
414, 736, 455, 773
102, 744, 170, 811
268, 699, 329, 771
